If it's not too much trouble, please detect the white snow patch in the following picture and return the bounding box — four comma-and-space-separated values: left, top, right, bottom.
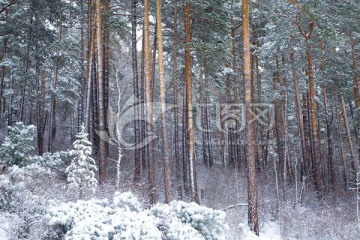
240, 221, 282, 240
0, 214, 10, 240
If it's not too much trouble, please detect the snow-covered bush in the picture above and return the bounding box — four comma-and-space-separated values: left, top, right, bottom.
66, 125, 97, 195
0, 122, 37, 166
47, 192, 228, 240
0, 164, 54, 239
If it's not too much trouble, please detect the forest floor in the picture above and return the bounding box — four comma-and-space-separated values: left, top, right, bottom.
106, 151, 360, 240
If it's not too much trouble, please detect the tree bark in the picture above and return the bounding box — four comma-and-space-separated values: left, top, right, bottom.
37, 70, 46, 156
144, 0, 156, 204
49, 13, 63, 152
340, 93, 356, 181
96, 0, 107, 185
131, 0, 141, 182
184, 0, 199, 203
290, 50, 308, 182
242, 0, 259, 234
156, 0, 172, 203
306, 34, 323, 197
173, 0, 182, 197
323, 84, 335, 187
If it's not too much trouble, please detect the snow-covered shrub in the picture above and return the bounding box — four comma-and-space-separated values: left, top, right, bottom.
66, 125, 97, 195
28, 150, 71, 176
47, 192, 228, 240
0, 165, 53, 239
0, 122, 37, 166
0, 164, 57, 210
170, 201, 227, 239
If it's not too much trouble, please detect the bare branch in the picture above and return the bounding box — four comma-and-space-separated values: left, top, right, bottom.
0, 0, 17, 14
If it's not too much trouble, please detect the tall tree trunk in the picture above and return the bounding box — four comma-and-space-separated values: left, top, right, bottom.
323, 84, 335, 187
20, 3, 34, 123
49, 13, 63, 152
350, 32, 360, 109
306, 33, 323, 197
103, 0, 110, 158
341, 93, 356, 181
290, 51, 308, 182
281, 55, 292, 183
182, 89, 189, 196
156, 0, 172, 203
80, 0, 86, 125
37, 70, 46, 156
85, 28, 96, 131
173, 0, 182, 197
231, 18, 241, 170
184, 0, 199, 203
131, 0, 141, 182
242, 0, 259, 234
0, 9, 8, 117
141, 19, 147, 171
256, 54, 264, 170
335, 94, 348, 189
96, 0, 107, 185
226, 67, 234, 168
144, 0, 156, 204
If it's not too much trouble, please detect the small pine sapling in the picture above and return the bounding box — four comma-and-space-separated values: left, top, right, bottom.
66, 125, 98, 197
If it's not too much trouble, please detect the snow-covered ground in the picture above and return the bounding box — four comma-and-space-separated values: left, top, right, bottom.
240, 221, 281, 240
0, 214, 10, 240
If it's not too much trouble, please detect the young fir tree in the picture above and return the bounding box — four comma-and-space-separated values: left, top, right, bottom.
66, 125, 98, 195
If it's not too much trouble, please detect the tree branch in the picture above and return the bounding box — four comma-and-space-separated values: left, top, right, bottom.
0, 0, 17, 14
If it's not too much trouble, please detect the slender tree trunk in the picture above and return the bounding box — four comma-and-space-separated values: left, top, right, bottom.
49, 13, 63, 152
220, 105, 226, 167
184, 0, 199, 203
256, 54, 264, 170
307, 37, 323, 197
144, 0, 156, 204
243, 0, 259, 234
96, 0, 107, 185
131, 0, 141, 182
182, 89, 189, 195
156, 0, 172, 203
226, 67, 234, 168
173, 0, 182, 197
8, 67, 13, 126
85, 28, 96, 131
341, 93, 356, 181
37, 70, 46, 156
20, 4, 34, 123
335, 94, 348, 189
281, 55, 292, 183
290, 51, 308, 182
80, 0, 86, 125
350, 32, 360, 109
0, 9, 8, 117
231, 18, 241, 170
150, 20, 157, 102
323, 84, 335, 187
141, 20, 147, 171
200, 67, 209, 167
103, 0, 110, 158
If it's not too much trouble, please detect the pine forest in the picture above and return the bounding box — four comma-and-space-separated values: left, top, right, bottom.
0, 0, 359, 239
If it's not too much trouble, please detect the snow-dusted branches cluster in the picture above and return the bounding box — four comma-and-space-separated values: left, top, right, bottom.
47, 192, 228, 240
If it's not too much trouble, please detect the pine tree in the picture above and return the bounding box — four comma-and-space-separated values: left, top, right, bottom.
66, 125, 98, 196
